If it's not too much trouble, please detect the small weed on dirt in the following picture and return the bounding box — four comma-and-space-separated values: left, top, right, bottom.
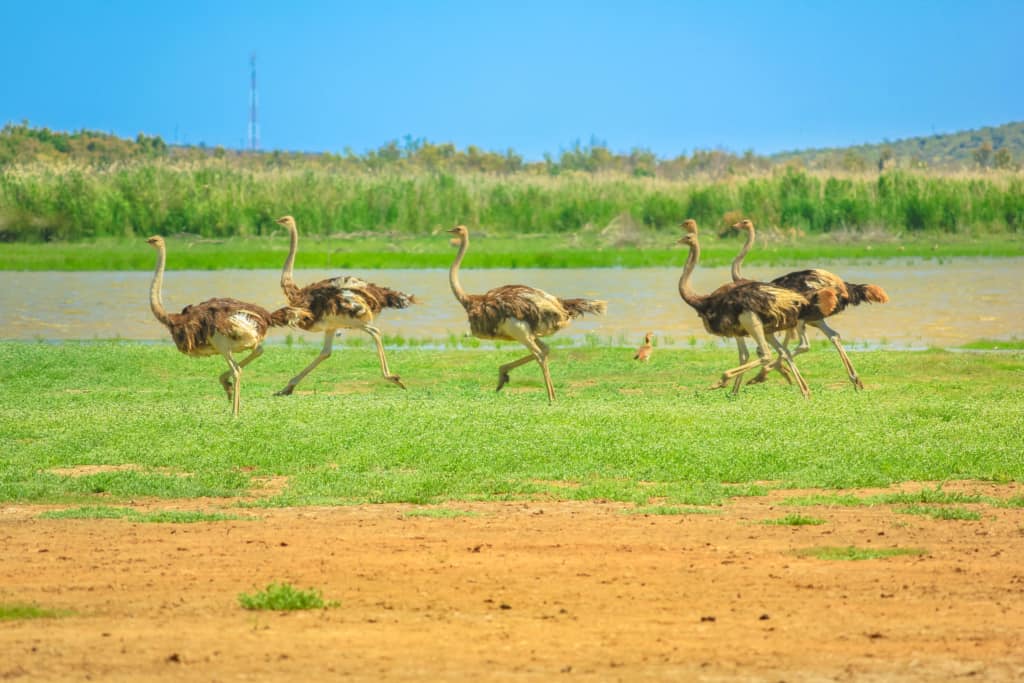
0, 604, 69, 620
794, 546, 927, 561
238, 583, 337, 611
403, 509, 480, 519
765, 514, 826, 526
895, 505, 982, 521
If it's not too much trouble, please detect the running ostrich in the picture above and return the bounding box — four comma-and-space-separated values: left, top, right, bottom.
634, 332, 654, 361
676, 220, 837, 398
447, 225, 607, 402
724, 218, 890, 389
146, 235, 304, 416
273, 215, 417, 395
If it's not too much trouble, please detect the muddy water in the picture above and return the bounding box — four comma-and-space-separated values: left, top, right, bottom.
2, 260, 1022, 347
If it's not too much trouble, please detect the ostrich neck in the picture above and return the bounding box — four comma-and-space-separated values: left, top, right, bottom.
448, 236, 470, 306
149, 244, 172, 326
280, 224, 300, 301
677, 239, 705, 310
730, 227, 754, 281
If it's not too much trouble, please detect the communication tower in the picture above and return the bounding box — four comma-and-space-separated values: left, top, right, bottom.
248, 53, 260, 151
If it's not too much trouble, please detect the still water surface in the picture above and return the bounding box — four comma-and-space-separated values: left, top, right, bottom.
2, 260, 1022, 348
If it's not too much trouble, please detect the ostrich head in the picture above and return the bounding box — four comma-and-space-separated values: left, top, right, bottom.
677, 219, 698, 245
719, 218, 754, 238
146, 235, 165, 249
275, 215, 297, 230
644, 331, 653, 343
448, 225, 469, 246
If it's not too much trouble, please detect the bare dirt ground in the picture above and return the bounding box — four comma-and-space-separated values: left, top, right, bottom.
2, 483, 1023, 682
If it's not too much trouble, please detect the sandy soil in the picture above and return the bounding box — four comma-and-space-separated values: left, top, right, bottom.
2, 483, 1023, 682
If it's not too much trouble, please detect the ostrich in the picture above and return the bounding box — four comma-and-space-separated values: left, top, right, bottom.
634, 332, 654, 361
447, 225, 607, 402
676, 220, 837, 398
724, 218, 890, 389
273, 215, 417, 395
146, 235, 303, 416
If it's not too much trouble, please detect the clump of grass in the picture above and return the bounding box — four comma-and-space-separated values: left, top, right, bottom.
872, 488, 986, 505
895, 505, 982, 521
0, 603, 69, 620
403, 508, 479, 519
626, 505, 721, 516
39, 506, 251, 523
238, 583, 337, 611
764, 514, 826, 526
781, 494, 870, 507
794, 546, 927, 561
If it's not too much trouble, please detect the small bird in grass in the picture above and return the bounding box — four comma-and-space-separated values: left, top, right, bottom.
633, 332, 654, 361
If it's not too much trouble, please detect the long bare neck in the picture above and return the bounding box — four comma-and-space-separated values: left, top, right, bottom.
149, 244, 172, 326
677, 239, 705, 309
280, 223, 301, 301
448, 235, 471, 306
730, 226, 754, 281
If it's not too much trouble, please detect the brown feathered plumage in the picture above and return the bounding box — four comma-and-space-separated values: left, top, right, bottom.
147, 235, 296, 416
448, 225, 606, 402
677, 220, 828, 398
273, 216, 416, 394
724, 219, 890, 389
634, 332, 653, 361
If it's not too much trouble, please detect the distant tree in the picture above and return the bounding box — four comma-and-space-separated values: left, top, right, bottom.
878, 146, 894, 172
973, 141, 994, 168
993, 147, 1013, 169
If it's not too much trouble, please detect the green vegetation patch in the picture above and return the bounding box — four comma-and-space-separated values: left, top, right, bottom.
764, 514, 826, 526
238, 583, 337, 611
783, 487, 990, 508
625, 505, 721, 516
959, 339, 1024, 350
39, 506, 252, 523
403, 508, 480, 519
895, 505, 982, 521
794, 546, 927, 561
0, 603, 69, 620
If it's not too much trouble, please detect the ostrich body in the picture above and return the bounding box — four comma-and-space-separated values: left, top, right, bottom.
147, 235, 298, 416
448, 225, 606, 402
676, 220, 836, 398
634, 332, 653, 361
273, 216, 416, 395
725, 219, 890, 389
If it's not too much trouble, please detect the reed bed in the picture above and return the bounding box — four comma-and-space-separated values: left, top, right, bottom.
1, 162, 1022, 242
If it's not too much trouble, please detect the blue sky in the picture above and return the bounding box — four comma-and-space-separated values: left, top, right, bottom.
3, 0, 1021, 159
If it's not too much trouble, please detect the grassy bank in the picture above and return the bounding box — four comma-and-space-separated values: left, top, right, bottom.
2, 342, 1021, 506
2, 231, 1021, 271
2, 163, 1023, 244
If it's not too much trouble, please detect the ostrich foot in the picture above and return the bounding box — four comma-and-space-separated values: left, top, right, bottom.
274, 385, 296, 397
496, 372, 511, 392
746, 370, 769, 386
219, 372, 233, 398
852, 376, 864, 391
385, 375, 406, 390
709, 377, 730, 390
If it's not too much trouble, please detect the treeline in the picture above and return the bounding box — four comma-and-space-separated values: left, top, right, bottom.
2, 161, 1022, 242
3, 121, 1021, 178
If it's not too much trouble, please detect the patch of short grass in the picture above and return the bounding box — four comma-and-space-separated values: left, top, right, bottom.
764, 514, 826, 526
895, 505, 982, 521
626, 505, 722, 516
794, 546, 927, 561
403, 508, 480, 519
39, 506, 252, 523
872, 488, 987, 505
238, 583, 337, 611
780, 494, 871, 507
959, 339, 1024, 351
0, 604, 69, 620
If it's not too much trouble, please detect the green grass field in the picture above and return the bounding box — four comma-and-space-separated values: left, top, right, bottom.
2, 232, 1022, 271
2, 342, 1021, 507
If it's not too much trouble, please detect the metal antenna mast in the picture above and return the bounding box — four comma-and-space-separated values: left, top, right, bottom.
248, 53, 259, 151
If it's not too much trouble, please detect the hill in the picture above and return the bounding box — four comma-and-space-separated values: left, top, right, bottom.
771, 121, 1024, 171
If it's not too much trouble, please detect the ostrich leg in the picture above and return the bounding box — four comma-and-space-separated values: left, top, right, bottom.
729, 339, 750, 395
764, 331, 810, 398
496, 353, 536, 392
276, 330, 335, 396
810, 319, 863, 390
219, 345, 264, 397
362, 324, 405, 389
213, 338, 244, 416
